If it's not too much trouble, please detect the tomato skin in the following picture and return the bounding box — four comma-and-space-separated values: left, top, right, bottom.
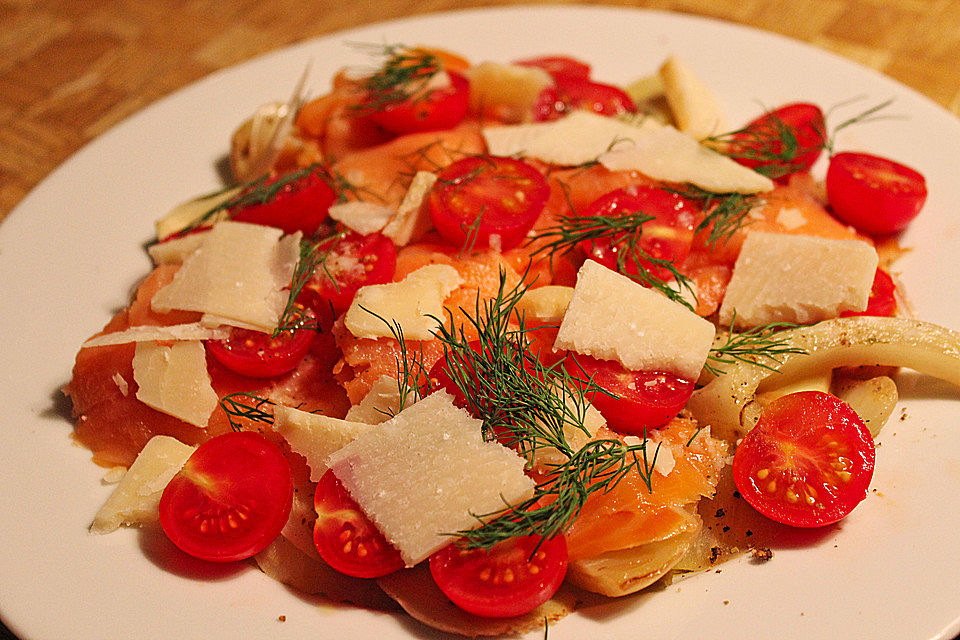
514, 55, 591, 80
841, 268, 896, 318
577, 187, 698, 284
732, 391, 876, 528
231, 169, 335, 235
826, 152, 927, 235
368, 71, 470, 134
563, 353, 694, 434
727, 103, 826, 181
313, 470, 404, 578
429, 156, 550, 250
159, 431, 293, 562
206, 305, 316, 378
429, 535, 568, 618
298, 232, 397, 315
533, 77, 635, 122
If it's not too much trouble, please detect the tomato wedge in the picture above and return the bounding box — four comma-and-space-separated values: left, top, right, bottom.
841, 267, 896, 318
514, 55, 591, 81
724, 103, 826, 181
298, 231, 397, 315
230, 168, 336, 235
206, 305, 316, 378
563, 353, 694, 434
367, 71, 470, 134
732, 391, 876, 528
159, 431, 293, 562
577, 187, 699, 284
429, 156, 549, 250
313, 469, 404, 578
533, 77, 635, 121
429, 535, 568, 618
826, 151, 927, 235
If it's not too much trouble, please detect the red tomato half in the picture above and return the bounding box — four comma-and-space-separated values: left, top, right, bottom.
206, 305, 316, 378
533, 77, 635, 122
577, 187, 698, 284
159, 431, 293, 562
514, 55, 592, 80
429, 156, 549, 250
826, 152, 927, 235
841, 268, 896, 318
732, 391, 876, 528
231, 169, 336, 235
726, 103, 826, 180
368, 71, 470, 134
563, 353, 694, 434
313, 470, 404, 578
298, 231, 397, 315
429, 535, 568, 618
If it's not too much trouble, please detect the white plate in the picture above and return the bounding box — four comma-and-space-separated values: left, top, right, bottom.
1, 6, 959, 640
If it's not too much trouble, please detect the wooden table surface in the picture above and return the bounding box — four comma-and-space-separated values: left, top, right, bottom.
2, 0, 959, 225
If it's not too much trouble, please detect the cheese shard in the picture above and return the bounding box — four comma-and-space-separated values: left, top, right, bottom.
90, 435, 195, 534
326, 392, 535, 566
345, 375, 413, 424
132, 340, 219, 427
82, 322, 229, 348
516, 285, 574, 323
273, 405, 374, 482
382, 171, 437, 246
150, 221, 301, 333
154, 187, 241, 241
659, 56, 726, 139
555, 260, 715, 381
328, 201, 395, 235
718, 232, 879, 328
466, 61, 553, 123
148, 232, 206, 265
344, 264, 463, 340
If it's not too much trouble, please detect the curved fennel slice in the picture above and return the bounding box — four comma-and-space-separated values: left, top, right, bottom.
688, 316, 960, 442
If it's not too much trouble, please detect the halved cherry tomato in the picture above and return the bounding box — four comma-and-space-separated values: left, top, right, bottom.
563, 353, 694, 434
514, 55, 591, 80
826, 151, 927, 235
159, 431, 293, 562
368, 71, 470, 135
429, 535, 568, 618
313, 469, 404, 578
206, 305, 316, 378
533, 77, 635, 122
577, 187, 699, 284
429, 156, 549, 250
725, 103, 826, 181
298, 231, 397, 315
732, 391, 876, 528
231, 168, 336, 235
841, 268, 896, 318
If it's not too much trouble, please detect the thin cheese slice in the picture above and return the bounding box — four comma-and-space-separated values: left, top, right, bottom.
344, 264, 463, 340
345, 375, 413, 424
155, 187, 241, 241
659, 56, 727, 139
82, 323, 229, 348
150, 221, 301, 332
383, 171, 437, 246
132, 340, 219, 427
327, 391, 535, 566
718, 232, 879, 328
273, 405, 375, 482
147, 232, 207, 265
516, 285, 574, 323
328, 201, 396, 235
466, 61, 553, 123
555, 260, 716, 381
90, 435, 195, 534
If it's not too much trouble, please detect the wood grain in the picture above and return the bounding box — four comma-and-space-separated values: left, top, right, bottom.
1, 0, 958, 222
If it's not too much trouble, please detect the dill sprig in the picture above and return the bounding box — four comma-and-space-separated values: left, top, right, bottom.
355, 304, 429, 416
273, 229, 348, 335
705, 315, 808, 376
707, 115, 816, 179
354, 44, 442, 113
531, 211, 697, 309
669, 186, 758, 247
824, 98, 896, 154
220, 392, 276, 432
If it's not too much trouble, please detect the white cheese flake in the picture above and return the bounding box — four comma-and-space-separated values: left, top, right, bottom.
326, 392, 535, 566
154, 187, 241, 241
273, 405, 375, 482
659, 56, 727, 139
555, 260, 716, 380
466, 61, 553, 123
148, 232, 207, 265
345, 375, 413, 424
132, 340, 219, 428
82, 322, 229, 349
382, 171, 437, 246
516, 285, 574, 323
328, 201, 396, 235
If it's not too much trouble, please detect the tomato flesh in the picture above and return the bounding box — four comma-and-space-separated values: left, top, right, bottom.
313, 470, 404, 578
514, 55, 591, 80
368, 71, 470, 134
563, 353, 694, 434
231, 168, 335, 235
732, 391, 876, 528
298, 231, 397, 315
826, 151, 927, 235
429, 156, 549, 250
429, 535, 568, 618
159, 431, 293, 562
841, 268, 896, 318
533, 77, 635, 122
577, 187, 698, 285
206, 305, 316, 378
726, 103, 826, 181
